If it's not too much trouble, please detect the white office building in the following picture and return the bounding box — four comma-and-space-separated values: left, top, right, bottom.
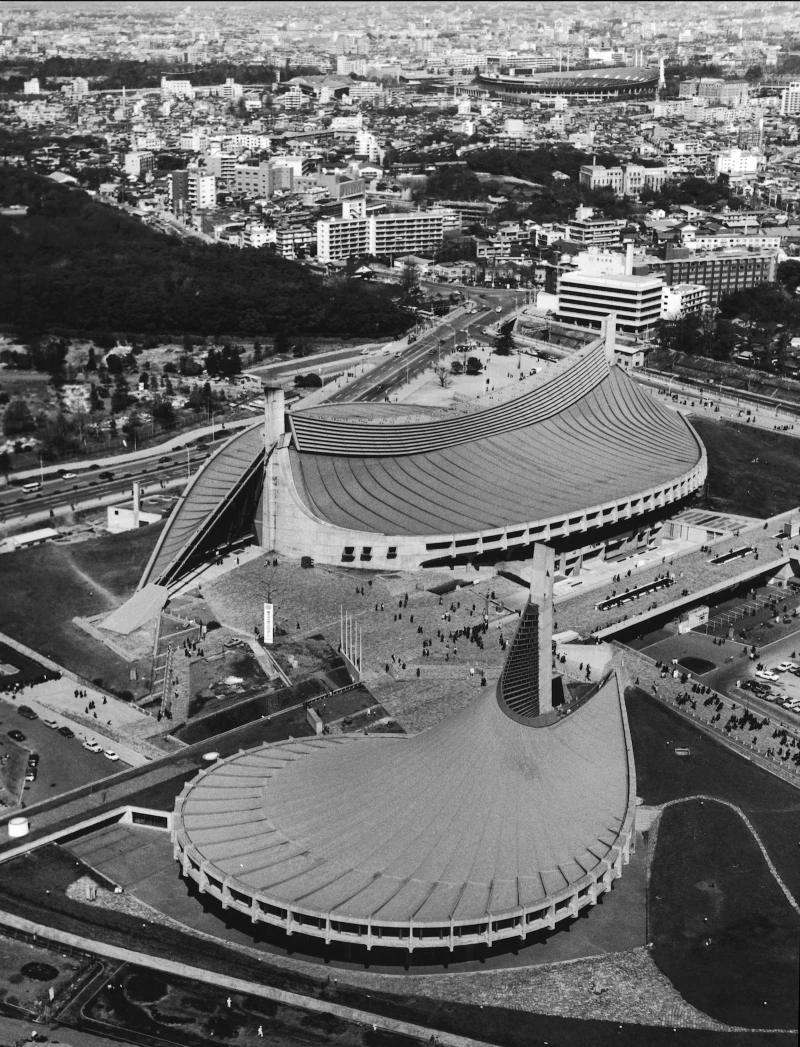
780, 81, 800, 117
188, 170, 216, 209
559, 272, 664, 333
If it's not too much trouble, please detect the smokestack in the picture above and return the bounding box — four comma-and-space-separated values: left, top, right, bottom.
625, 242, 634, 276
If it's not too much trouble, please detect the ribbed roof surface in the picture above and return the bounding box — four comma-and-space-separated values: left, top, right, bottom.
289, 367, 701, 537
140, 424, 264, 587
290, 341, 609, 456
175, 672, 633, 924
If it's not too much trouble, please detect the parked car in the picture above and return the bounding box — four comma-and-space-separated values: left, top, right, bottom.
104, 749, 119, 762
24, 768, 37, 782
775, 662, 794, 672
17, 705, 38, 720
756, 669, 779, 681
58, 726, 75, 739
27, 754, 39, 767
7, 730, 25, 742
82, 740, 103, 753
44, 718, 59, 729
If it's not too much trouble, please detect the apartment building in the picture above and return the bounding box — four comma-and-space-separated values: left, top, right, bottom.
567, 215, 625, 246
663, 247, 777, 304
233, 161, 294, 198
558, 272, 664, 333
316, 211, 446, 262
276, 224, 315, 259
780, 82, 800, 117
714, 148, 760, 177
661, 283, 709, 319
188, 170, 216, 209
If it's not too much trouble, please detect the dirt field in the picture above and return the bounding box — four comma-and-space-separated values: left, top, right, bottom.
0, 932, 85, 1015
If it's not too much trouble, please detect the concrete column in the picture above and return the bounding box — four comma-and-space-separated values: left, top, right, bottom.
263, 384, 285, 553
530, 543, 555, 715
602, 312, 617, 364
132, 481, 140, 529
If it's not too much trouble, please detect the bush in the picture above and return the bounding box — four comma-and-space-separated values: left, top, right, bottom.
205, 620, 222, 631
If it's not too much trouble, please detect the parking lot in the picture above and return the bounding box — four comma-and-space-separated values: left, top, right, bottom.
0, 702, 131, 809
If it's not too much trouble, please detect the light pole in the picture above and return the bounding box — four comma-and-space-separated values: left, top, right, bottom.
186, 446, 190, 481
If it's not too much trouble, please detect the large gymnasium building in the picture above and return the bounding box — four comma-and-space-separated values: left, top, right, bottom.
171, 546, 637, 954
155, 321, 704, 956
138, 324, 706, 588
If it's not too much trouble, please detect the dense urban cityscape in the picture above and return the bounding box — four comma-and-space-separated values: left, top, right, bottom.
0, 3, 799, 1047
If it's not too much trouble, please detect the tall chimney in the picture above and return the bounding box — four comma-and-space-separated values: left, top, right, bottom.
625, 241, 634, 276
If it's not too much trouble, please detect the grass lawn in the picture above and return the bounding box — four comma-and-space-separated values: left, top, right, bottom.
690, 417, 800, 518
625, 687, 800, 901
0, 524, 162, 696
650, 800, 799, 1029
0, 931, 86, 1015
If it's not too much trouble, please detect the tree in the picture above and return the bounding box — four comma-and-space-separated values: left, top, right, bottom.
122, 409, 142, 441
3, 397, 35, 436
494, 320, 515, 356
466, 355, 483, 376
433, 364, 452, 388
110, 374, 131, 413
29, 336, 68, 383
0, 450, 11, 483
450, 358, 464, 375
777, 260, 800, 295
274, 330, 289, 355
85, 346, 97, 371
151, 395, 175, 428
253, 340, 264, 363
399, 260, 421, 301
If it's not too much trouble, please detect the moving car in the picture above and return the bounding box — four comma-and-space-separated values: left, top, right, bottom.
775, 662, 794, 672
756, 669, 779, 681
98, 471, 114, 481
58, 726, 75, 739
63, 472, 76, 479
7, 730, 25, 742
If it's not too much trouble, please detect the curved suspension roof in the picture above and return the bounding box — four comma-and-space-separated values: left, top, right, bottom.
140, 424, 264, 588
289, 365, 702, 537
174, 662, 634, 926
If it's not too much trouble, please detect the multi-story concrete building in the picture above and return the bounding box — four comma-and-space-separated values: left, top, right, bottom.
780, 81, 800, 117
23, 78, 39, 94
204, 153, 237, 184
122, 150, 155, 178
714, 148, 760, 178
275, 224, 314, 258
558, 272, 664, 333
661, 283, 709, 319
663, 246, 777, 304
161, 77, 194, 99
567, 215, 625, 246
316, 211, 446, 262
187, 170, 216, 209
233, 161, 294, 198
579, 163, 669, 198
679, 78, 749, 106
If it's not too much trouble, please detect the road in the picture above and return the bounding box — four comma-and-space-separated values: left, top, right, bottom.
324, 296, 519, 405
0, 445, 214, 529
0, 706, 131, 806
